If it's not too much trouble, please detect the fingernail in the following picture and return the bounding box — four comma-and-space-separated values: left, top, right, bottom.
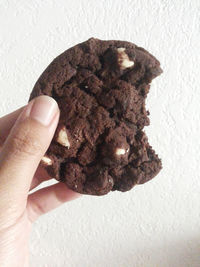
27, 96, 58, 126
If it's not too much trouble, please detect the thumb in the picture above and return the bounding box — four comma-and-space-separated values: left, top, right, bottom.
0, 96, 59, 207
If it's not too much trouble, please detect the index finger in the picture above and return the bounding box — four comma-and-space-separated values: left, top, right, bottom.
0, 106, 25, 146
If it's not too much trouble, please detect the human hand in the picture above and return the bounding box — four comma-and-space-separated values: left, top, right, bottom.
0, 96, 80, 267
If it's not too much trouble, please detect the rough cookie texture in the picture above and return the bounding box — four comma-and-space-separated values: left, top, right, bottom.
30, 38, 162, 195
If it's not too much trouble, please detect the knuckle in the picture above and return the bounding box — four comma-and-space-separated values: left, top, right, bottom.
10, 126, 43, 158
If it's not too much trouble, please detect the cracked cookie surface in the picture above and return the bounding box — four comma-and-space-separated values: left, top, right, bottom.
30, 38, 162, 195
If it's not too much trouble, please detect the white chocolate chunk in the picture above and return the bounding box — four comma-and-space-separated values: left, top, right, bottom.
57, 127, 70, 148
117, 47, 134, 70
116, 148, 126, 156
41, 156, 52, 165
121, 58, 134, 69
117, 47, 126, 52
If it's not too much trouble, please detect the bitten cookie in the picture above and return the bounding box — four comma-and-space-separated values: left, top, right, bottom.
29, 38, 162, 195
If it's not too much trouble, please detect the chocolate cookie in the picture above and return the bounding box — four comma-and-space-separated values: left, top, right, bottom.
30, 38, 162, 195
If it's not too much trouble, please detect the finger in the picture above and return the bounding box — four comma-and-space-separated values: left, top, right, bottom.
27, 183, 81, 222
30, 166, 52, 191
0, 106, 25, 146
0, 96, 59, 210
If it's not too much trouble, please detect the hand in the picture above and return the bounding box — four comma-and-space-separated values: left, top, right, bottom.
0, 96, 80, 267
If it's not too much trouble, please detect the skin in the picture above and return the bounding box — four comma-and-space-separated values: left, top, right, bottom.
0, 96, 80, 267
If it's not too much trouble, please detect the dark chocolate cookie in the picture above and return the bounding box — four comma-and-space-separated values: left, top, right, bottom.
30, 38, 162, 195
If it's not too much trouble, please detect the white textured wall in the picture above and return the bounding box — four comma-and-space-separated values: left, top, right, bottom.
0, 0, 200, 266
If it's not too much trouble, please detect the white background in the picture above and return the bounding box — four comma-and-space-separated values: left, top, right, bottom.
0, 0, 200, 266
